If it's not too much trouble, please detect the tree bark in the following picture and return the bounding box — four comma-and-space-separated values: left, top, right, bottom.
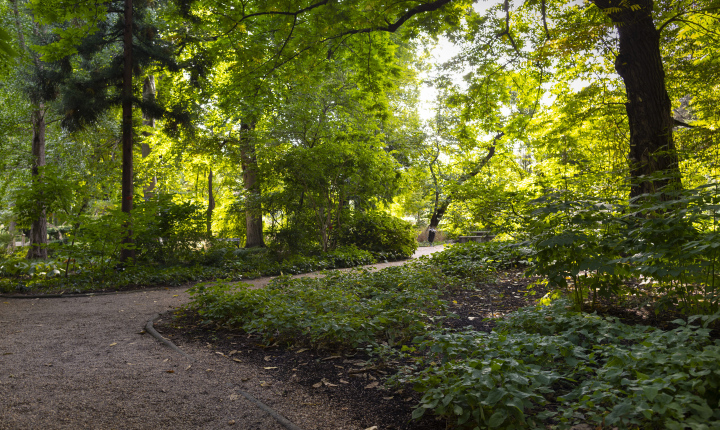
12, 0, 47, 259
26, 105, 48, 259
141, 75, 157, 199
207, 169, 215, 237
240, 126, 265, 248
240, 122, 265, 248
591, 0, 681, 199
119, 0, 135, 263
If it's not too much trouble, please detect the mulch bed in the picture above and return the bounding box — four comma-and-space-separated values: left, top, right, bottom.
154, 268, 711, 430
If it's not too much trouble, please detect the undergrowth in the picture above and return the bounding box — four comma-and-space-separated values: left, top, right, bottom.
395, 299, 720, 429
0, 245, 377, 294
186, 264, 450, 351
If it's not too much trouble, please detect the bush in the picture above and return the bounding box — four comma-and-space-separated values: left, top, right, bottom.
134, 195, 207, 264
336, 211, 418, 258
525, 183, 720, 313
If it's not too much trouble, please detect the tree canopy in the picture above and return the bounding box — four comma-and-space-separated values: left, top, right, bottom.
0, 0, 718, 259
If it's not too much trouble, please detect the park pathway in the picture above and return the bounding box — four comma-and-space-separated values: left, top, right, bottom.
0, 246, 444, 430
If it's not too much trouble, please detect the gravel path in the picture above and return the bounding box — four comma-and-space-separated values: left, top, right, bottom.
0, 246, 444, 430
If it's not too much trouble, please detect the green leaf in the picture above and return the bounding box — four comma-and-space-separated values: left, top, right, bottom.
643, 386, 659, 402
484, 388, 506, 406
411, 407, 426, 419
536, 411, 557, 420
487, 409, 508, 427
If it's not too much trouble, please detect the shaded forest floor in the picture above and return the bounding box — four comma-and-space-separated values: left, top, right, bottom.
156, 268, 700, 430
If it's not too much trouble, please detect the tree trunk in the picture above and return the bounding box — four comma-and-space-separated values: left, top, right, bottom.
207, 169, 214, 237
12, 0, 48, 259
26, 105, 48, 259
591, 0, 681, 199
119, 0, 135, 263
240, 122, 265, 248
141, 75, 157, 199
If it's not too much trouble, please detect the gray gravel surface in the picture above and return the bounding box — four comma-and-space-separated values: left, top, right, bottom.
0, 246, 444, 430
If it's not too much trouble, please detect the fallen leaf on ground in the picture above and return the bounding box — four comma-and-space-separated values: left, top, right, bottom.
185, 364, 192, 370
365, 381, 379, 389
165, 370, 174, 373
312, 382, 323, 388
339, 379, 349, 384
383, 397, 394, 400
322, 378, 338, 387
260, 381, 271, 387
365, 426, 378, 430
233, 358, 242, 363
109, 342, 117, 346
264, 356, 271, 361
215, 351, 225, 356
321, 356, 341, 361
296, 348, 309, 353
228, 350, 238, 356
264, 367, 278, 370
228, 420, 235, 425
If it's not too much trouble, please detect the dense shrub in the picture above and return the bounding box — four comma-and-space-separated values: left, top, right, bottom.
526, 184, 720, 313
134, 195, 207, 264
337, 211, 418, 258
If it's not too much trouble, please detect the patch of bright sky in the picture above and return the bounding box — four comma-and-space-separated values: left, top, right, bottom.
417, 1, 497, 121
417, 0, 597, 122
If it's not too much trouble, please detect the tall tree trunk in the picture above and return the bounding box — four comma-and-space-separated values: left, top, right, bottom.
240, 122, 265, 248
119, 0, 135, 263
428, 134, 500, 230
12, 0, 47, 259
591, 0, 681, 199
26, 105, 47, 259
207, 169, 214, 237
141, 75, 157, 199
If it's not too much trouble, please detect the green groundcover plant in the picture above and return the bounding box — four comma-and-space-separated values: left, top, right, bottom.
396, 299, 720, 429
186, 264, 449, 350
0, 244, 376, 294
425, 241, 535, 288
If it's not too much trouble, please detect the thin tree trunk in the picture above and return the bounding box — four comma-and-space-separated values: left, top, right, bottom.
12, 0, 47, 259
141, 75, 157, 199
119, 0, 135, 263
26, 105, 47, 259
240, 122, 265, 248
207, 169, 214, 237
591, 0, 681, 199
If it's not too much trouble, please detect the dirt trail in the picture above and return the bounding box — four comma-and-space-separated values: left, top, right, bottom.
238, 245, 445, 289
0, 246, 444, 430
